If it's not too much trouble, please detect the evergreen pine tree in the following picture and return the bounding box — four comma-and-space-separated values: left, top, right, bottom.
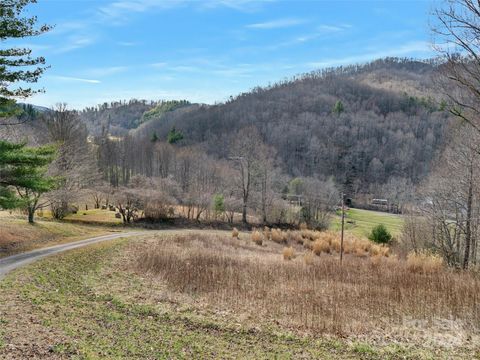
0, 141, 57, 222
1, 0, 51, 118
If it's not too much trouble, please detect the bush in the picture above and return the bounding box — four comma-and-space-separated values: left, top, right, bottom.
407, 251, 444, 274
312, 238, 330, 255
251, 230, 263, 245
304, 251, 314, 265
271, 228, 286, 243
232, 227, 239, 238
282, 247, 295, 260
263, 226, 271, 241
368, 224, 392, 244
212, 194, 225, 216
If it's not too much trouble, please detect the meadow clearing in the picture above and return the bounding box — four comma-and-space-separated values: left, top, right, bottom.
0, 219, 478, 359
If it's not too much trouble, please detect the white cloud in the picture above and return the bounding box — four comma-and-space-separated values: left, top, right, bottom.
246, 18, 306, 29
55, 36, 96, 53
52, 76, 101, 84
202, 0, 275, 12
306, 41, 433, 69
97, 0, 184, 22
97, 0, 273, 23
84, 66, 129, 77
318, 24, 351, 33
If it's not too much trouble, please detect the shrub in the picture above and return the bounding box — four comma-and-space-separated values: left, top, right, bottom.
271, 228, 286, 243
282, 247, 295, 260
312, 238, 330, 255
368, 224, 392, 244
304, 251, 314, 265
291, 231, 304, 244
212, 194, 225, 216
232, 227, 239, 238
303, 238, 313, 250
301, 229, 317, 241
263, 226, 271, 241
407, 251, 444, 274
251, 230, 263, 245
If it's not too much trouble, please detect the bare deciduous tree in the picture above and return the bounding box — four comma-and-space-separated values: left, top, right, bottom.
418, 126, 480, 268
433, 0, 480, 131
43, 104, 100, 218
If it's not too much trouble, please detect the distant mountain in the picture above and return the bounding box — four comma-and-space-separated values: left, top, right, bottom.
18, 103, 51, 113
129, 58, 452, 194
12, 57, 453, 197
78, 99, 158, 137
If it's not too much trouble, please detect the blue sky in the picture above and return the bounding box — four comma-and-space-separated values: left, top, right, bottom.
8, 0, 437, 109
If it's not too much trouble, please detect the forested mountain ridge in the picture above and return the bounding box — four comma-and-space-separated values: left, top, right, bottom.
12, 58, 452, 200
129, 58, 451, 196
79, 99, 157, 137
78, 99, 192, 137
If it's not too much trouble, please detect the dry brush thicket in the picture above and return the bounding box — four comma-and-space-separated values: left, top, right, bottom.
134, 231, 480, 337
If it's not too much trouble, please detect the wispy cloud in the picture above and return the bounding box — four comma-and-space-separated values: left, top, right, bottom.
317, 24, 351, 33
52, 76, 101, 84
97, 0, 184, 23
251, 23, 352, 51
246, 18, 306, 29
150, 62, 168, 68
84, 66, 129, 77
55, 36, 96, 53
97, 0, 272, 23
202, 0, 275, 12
306, 41, 433, 69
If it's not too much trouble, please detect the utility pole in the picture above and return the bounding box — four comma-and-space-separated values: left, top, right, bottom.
340, 192, 345, 264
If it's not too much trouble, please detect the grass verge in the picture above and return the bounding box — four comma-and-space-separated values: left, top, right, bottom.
0, 211, 125, 258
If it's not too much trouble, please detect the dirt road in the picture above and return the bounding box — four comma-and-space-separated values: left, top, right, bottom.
0, 232, 144, 280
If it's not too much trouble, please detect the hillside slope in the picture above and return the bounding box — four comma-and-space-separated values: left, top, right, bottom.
133, 58, 452, 194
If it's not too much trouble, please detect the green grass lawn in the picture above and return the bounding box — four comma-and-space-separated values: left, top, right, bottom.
63, 208, 123, 225
331, 208, 404, 239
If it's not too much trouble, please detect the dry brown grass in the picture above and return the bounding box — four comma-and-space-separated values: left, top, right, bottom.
304, 251, 314, 265
282, 246, 295, 260
407, 251, 444, 274
309, 231, 390, 258
134, 233, 480, 337
232, 227, 239, 238
251, 230, 263, 245
263, 226, 271, 241
289, 230, 304, 244
271, 228, 286, 244
301, 229, 317, 241
312, 238, 331, 255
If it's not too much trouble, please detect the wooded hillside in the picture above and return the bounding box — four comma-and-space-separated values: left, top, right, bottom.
129, 58, 452, 196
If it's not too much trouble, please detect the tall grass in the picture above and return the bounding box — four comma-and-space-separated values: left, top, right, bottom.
134, 234, 480, 335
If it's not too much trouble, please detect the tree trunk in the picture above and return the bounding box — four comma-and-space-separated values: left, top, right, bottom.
28, 207, 35, 224
463, 163, 474, 269
242, 202, 247, 224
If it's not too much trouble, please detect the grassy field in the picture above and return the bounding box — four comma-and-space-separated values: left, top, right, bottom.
0, 231, 478, 359
63, 208, 123, 225
0, 211, 123, 258
331, 208, 404, 238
